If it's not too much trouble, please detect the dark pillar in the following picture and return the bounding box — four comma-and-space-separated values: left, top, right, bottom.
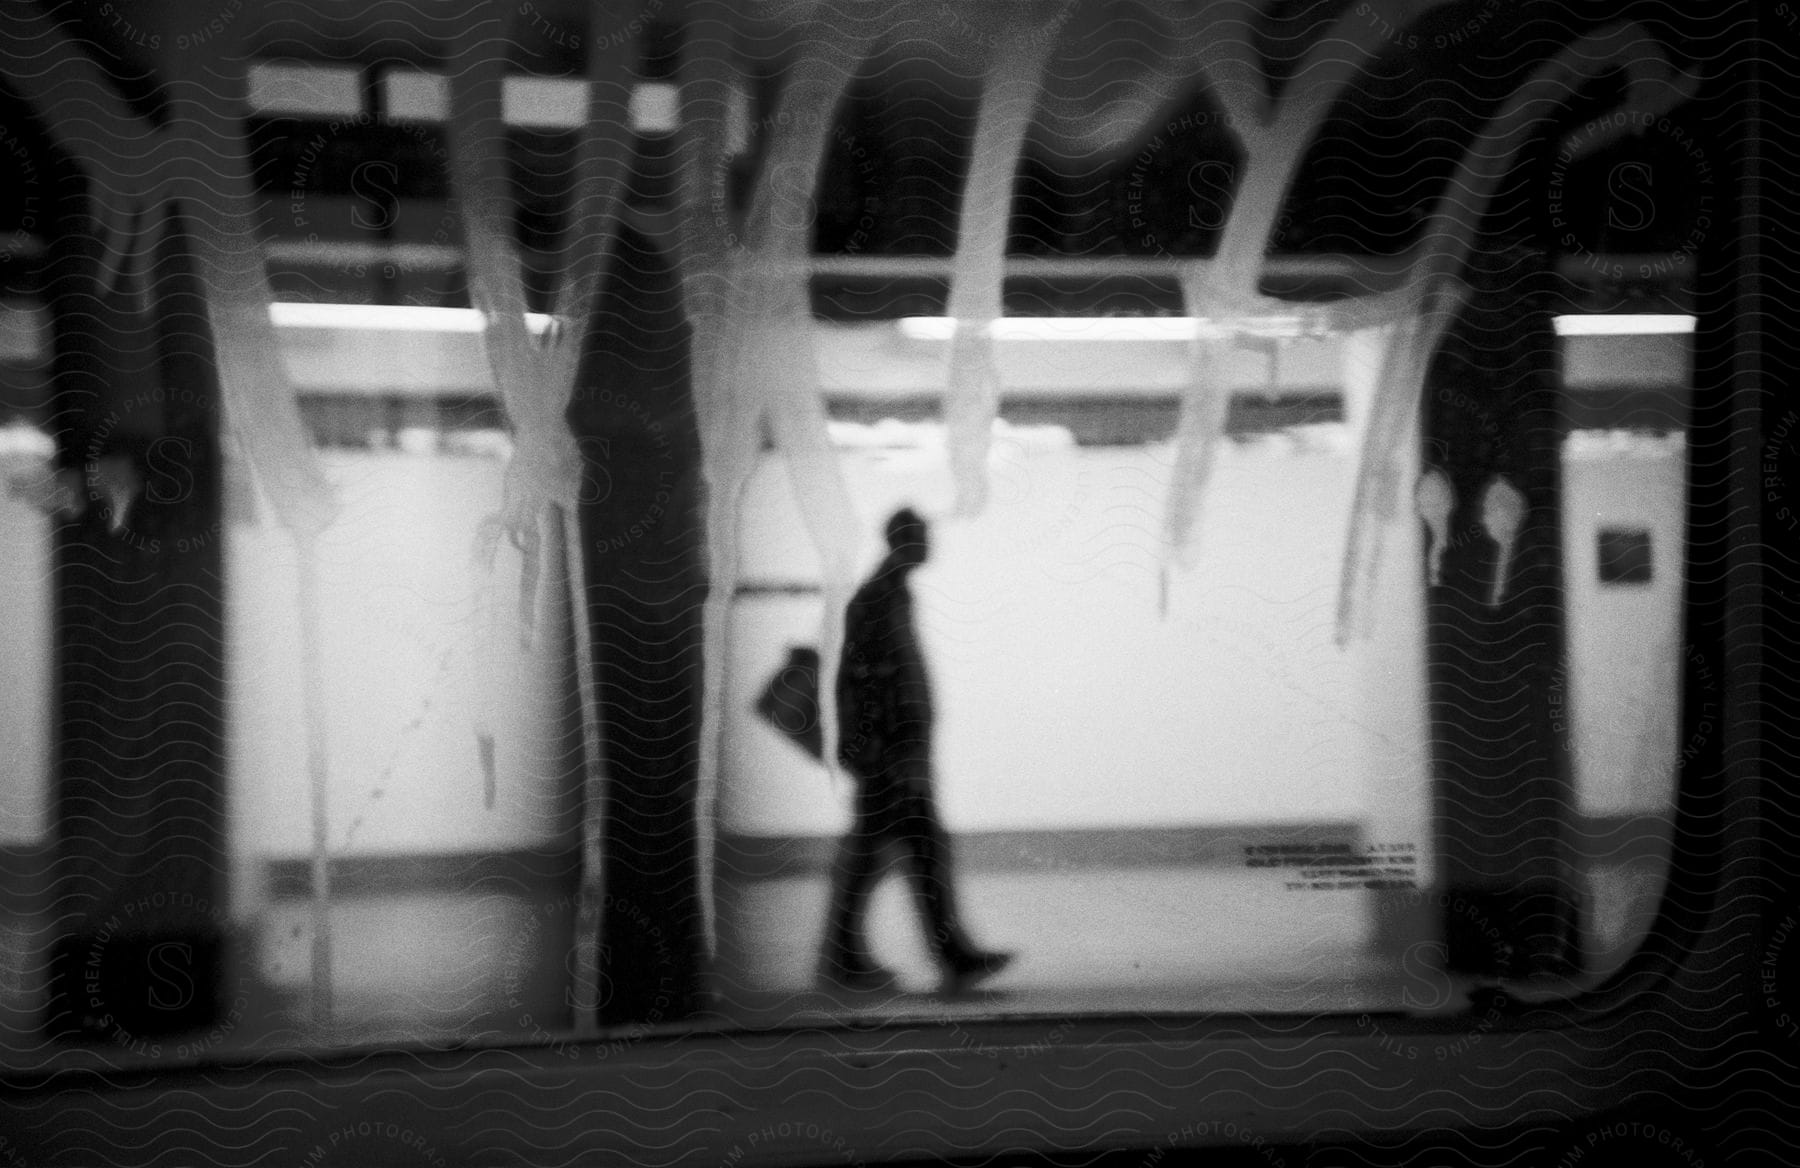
1426, 237, 1582, 979
571, 223, 709, 1023
45, 205, 230, 1040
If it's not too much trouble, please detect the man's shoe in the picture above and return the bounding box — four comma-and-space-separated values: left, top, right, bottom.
942, 948, 1014, 993
816, 958, 901, 994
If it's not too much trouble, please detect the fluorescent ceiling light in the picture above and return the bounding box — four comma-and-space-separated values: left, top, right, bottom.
1551, 314, 1695, 336
266, 63, 678, 131
247, 61, 364, 117
899, 314, 1698, 341
381, 70, 449, 123
504, 75, 588, 129
628, 82, 681, 134
371, 69, 590, 128
271, 305, 1697, 340
898, 317, 1246, 341
269, 303, 554, 334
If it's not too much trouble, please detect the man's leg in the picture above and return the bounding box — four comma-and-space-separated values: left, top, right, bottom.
818, 796, 897, 989
894, 779, 965, 957
895, 778, 1013, 986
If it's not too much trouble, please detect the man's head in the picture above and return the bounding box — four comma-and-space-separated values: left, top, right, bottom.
885, 507, 929, 570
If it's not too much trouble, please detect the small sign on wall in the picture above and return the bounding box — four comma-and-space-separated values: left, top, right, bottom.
1597, 527, 1654, 585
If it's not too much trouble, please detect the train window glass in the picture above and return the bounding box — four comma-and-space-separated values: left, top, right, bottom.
0, 0, 1711, 1072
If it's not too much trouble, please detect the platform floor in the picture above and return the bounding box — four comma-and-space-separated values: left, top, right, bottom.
0, 849, 1668, 1070
714, 862, 1399, 1006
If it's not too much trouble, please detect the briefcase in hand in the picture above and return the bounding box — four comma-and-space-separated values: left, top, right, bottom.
753, 646, 824, 762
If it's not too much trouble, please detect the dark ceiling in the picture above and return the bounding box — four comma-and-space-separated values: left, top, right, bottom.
3, 1, 1717, 275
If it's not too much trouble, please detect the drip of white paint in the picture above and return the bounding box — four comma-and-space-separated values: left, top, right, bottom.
1161, 269, 1239, 567
1415, 467, 1455, 587
680, 12, 878, 950
1480, 476, 1526, 607
1334, 280, 1464, 646
444, 12, 637, 1028
944, 17, 1059, 516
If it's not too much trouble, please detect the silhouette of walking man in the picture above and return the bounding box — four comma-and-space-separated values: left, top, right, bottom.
818, 508, 1014, 993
